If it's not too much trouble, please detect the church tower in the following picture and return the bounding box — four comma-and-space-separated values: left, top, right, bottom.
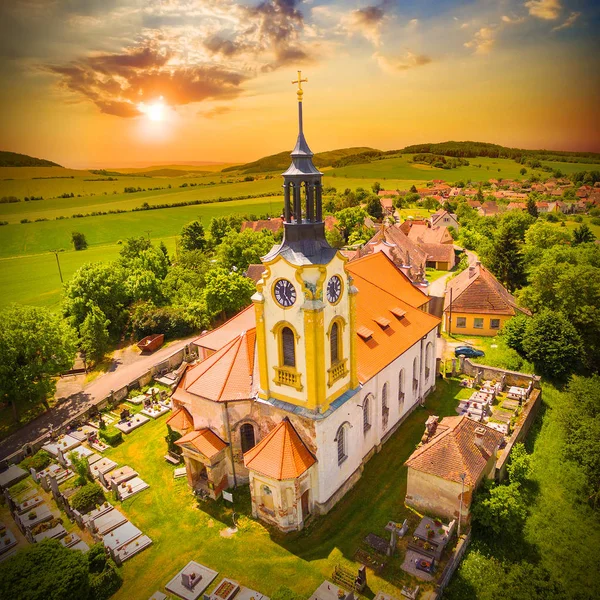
252, 73, 359, 414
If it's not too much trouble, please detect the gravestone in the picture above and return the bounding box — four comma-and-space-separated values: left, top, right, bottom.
182, 571, 201, 590
30, 467, 38, 483
451, 358, 457, 377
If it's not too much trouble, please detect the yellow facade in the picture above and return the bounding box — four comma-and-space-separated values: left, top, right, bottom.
252, 252, 358, 413
445, 312, 511, 337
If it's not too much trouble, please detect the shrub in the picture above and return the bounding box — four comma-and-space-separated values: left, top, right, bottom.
88, 560, 123, 600
99, 426, 122, 447
70, 482, 106, 514
20, 449, 52, 471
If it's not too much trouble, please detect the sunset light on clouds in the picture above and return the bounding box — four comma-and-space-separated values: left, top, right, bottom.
0, 0, 598, 167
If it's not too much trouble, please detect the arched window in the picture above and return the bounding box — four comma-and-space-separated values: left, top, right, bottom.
398, 370, 405, 406
330, 322, 339, 364
336, 425, 347, 465
281, 327, 295, 367
425, 342, 433, 381
382, 383, 389, 429
240, 423, 256, 454
413, 357, 419, 394
363, 395, 371, 434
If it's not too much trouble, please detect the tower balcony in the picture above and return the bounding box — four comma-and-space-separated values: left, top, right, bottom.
273, 366, 303, 391
327, 359, 348, 387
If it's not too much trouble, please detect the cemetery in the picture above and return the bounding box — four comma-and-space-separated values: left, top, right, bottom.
0, 367, 541, 599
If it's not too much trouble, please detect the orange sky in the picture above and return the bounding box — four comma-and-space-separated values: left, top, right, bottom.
0, 1, 599, 168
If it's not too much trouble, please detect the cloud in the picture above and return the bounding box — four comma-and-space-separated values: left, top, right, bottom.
342, 2, 390, 46
373, 50, 432, 73
524, 0, 562, 20
464, 26, 496, 54
501, 15, 525, 25
199, 105, 232, 118
45, 47, 248, 118
552, 11, 581, 31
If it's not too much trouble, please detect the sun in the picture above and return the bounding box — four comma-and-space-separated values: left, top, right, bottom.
139, 97, 165, 122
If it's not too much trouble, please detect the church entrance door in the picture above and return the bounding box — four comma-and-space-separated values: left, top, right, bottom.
301, 490, 310, 520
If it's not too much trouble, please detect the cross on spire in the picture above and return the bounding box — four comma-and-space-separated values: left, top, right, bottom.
292, 70, 307, 102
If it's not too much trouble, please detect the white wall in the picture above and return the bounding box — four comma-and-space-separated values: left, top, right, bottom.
313, 327, 437, 505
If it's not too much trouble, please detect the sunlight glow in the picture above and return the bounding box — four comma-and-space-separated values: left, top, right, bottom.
139, 97, 165, 122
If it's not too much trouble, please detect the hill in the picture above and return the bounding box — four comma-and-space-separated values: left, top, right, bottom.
400, 141, 600, 164
222, 147, 378, 174
0, 151, 61, 168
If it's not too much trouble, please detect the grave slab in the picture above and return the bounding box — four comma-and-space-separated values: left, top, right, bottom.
69, 425, 99, 442
129, 394, 146, 405
61, 532, 83, 548
115, 414, 150, 434
70, 540, 91, 553
34, 523, 67, 543
16, 495, 44, 515
149, 593, 168, 600
0, 529, 18, 555
42, 435, 81, 457
0, 465, 28, 490
103, 521, 142, 551
115, 534, 152, 563
401, 550, 435, 582
165, 560, 218, 600
103, 465, 137, 488
309, 581, 356, 600
141, 405, 171, 419
92, 508, 128, 536
17, 503, 54, 531
117, 476, 149, 501
90, 458, 118, 480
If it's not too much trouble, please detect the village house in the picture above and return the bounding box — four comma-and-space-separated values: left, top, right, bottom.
506, 202, 527, 211
353, 223, 428, 285
241, 217, 284, 234
430, 209, 459, 232
379, 196, 395, 216
443, 261, 530, 336
401, 221, 454, 245
420, 243, 456, 271
167, 93, 440, 532
405, 415, 504, 524
477, 201, 499, 217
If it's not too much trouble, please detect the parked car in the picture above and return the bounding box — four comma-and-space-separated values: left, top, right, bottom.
454, 346, 485, 358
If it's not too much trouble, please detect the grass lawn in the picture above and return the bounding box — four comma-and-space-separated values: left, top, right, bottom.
103, 378, 463, 599
443, 333, 534, 373
426, 267, 450, 283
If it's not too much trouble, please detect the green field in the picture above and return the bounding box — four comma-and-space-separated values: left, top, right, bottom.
326, 155, 599, 183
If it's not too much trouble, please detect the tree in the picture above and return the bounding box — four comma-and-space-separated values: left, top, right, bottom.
526, 197, 538, 218
476, 187, 484, 203
325, 226, 345, 249
572, 223, 595, 245
522, 221, 571, 266
507, 443, 532, 484
472, 480, 527, 536
80, 305, 110, 365
422, 196, 440, 211
70, 482, 105, 513
71, 231, 88, 251
209, 215, 241, 245
500, 313, 528, 355
521, 309, 583, 380
159, 241, 170, 265
0, 539, 90, 600
68, 452, 91, 487
485, 224, 526, 291
520, 167, 527, 176
409, 184, 417, 193
180, 220, 207, 251
218, 229, 275, 271
0, 305, 76, 422
365, 195, 383, 220
371, 181, 381, 194
335, 206, 368, 242
204, 267, 256, 318
63, 263, 129, 335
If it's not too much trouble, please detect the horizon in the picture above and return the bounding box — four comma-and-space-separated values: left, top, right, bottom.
1, 1, 599, 167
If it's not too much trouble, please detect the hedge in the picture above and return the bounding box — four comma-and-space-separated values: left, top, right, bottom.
88, 561, 123, 600
99, 427, 123, 447
70, 483, 106, 514
20, 449, 53, 471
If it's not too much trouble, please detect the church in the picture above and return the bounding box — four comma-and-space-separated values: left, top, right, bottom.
167, 75, 440, 532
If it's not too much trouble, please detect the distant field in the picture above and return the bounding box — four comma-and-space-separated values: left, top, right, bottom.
0, 195, 283, 258
0, 178, 281, 223
326, 155, 599, 183
0, 238, 178, 309
322, 176, 426, 191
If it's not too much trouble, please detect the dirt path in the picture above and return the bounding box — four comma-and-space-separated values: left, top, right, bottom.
0, 336, 196, 461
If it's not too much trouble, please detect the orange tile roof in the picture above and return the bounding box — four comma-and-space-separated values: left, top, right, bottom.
193, 304, 256, 352
175, 428, 228, 459
245, 264, 266, 283
179, 329, 256, 402
241, 218, 283, 233
243, 417, 316, 480
444, 262, 530, 317
347, 252, 440, 384
166, 406, 194, 433
405, 416, 504, 485
419, 242, 455, 263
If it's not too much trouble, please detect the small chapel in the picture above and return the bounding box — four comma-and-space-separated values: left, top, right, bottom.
166, 74, 441, 532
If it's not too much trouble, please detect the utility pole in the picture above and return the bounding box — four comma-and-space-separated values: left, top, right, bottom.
457, 472, 466, 538
448, 287, 453, 335
54, 251, 63, 283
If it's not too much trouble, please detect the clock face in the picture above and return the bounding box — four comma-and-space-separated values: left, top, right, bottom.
327, 275, 342, 304
274, 279, 296, 308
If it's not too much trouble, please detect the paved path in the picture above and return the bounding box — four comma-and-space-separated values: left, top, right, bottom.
0, 336, 196, 461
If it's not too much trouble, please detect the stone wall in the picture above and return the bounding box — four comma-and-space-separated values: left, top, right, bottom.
2, 343, 196, 466
496, 387, 542, 480
461, 358, 541, 389
432, 532, 471, 599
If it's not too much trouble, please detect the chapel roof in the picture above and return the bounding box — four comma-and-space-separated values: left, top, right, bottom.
166, 406, 194, 433
243, 417, 316, 480
405, 416, 504, 485
175, 428, 228, 459
193, 304, 255, 352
